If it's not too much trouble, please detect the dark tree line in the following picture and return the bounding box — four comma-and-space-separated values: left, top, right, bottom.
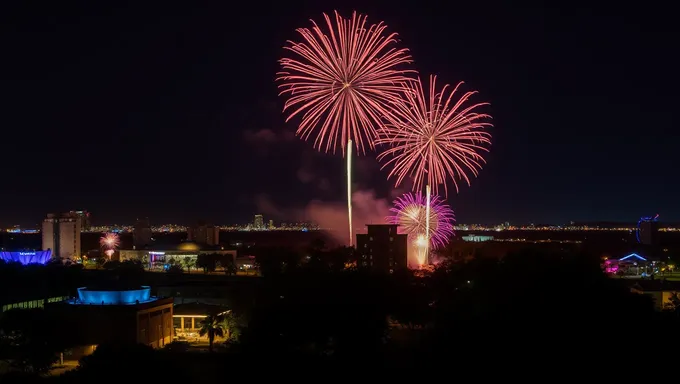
1, 246, 677, 380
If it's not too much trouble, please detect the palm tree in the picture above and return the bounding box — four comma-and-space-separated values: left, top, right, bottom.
198, 315, 225, 352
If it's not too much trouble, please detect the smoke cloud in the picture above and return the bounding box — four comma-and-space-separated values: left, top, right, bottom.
253, 189, 391, 247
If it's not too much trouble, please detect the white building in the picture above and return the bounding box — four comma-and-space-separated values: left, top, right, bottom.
254, 214, 264, 230
42, 212, 81, 259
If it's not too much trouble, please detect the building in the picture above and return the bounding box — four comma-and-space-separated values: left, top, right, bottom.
133, 217, 152, 248
269, 219, 274, 229
47, 285, 174, 351
119, 241, 237, 270
42, 212, 81, 259
355, 224, 407, 272
631, 280, 680, 310
254, 214, 264, 230
638, 216, 659, 245
461, 234, 495, 242
71, 210, 91, 231
187, 222, 220, 246
173, 302, 230, 342
0, 250, 52, 265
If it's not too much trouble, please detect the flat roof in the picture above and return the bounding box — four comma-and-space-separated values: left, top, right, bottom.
173, 302, 229, 316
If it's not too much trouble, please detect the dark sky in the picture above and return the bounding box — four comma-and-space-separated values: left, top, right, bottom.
1, 1, 677, 227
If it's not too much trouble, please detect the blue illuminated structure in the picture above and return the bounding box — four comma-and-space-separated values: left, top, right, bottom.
73, 286, 154, 305
0, 250, 52, 265
619, 253, 647, 262
636, 214, 659, 243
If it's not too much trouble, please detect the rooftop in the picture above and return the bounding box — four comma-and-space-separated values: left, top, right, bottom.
173, 302, 230, 317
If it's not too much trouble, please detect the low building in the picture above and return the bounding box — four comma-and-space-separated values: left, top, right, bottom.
119, 241, 237, 270
461, 234, 494, 242
603, 252, 657, 275
173, 302, 230, 342
0, 250, 53, 265
235, 255, 256, 273
631, 280, 680, 310
47, 285, 174, 353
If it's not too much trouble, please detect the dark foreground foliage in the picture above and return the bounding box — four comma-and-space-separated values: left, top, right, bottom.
1, 250, 676, 380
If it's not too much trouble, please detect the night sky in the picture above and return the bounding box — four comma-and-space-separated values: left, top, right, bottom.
1, 1, 677, 227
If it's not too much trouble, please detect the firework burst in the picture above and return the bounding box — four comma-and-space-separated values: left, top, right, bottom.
377, 75, 492, 196
387, 192, 455, 250
99, 232, 120, 251
277, 11, 414, 155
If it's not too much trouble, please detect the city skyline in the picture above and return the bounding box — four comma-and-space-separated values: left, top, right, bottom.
1, 2, 677, 226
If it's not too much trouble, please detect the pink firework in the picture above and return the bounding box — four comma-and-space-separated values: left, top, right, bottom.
377, 75, 492, 196
277, 11, 414, 155
387, 192, 455, 249
99, 232, 120, 251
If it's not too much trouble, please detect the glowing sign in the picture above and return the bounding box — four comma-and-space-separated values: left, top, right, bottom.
0, 250, 52, 265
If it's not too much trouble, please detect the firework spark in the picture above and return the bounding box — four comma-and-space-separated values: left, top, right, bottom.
99, 232, 120, 251
387, 192, 455, 250
377, 75, 492, 196
277, 11, 414, 155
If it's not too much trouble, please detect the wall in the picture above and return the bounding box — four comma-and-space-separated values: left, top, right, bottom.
137, 302, 173, 348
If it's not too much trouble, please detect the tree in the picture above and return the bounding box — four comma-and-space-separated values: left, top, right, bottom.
222, 313, 242, 343
71, 343, 187, 381
196, 254, 217, 273
0, 309, 63, 374
224, 262, 237, 276
198, 315, 225, 352
166, 264, 184, 275
163, 341, 190, 353
181, 257, 196, 273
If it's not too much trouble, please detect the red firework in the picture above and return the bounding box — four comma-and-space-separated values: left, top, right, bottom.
99, 232, 120, 251
277, 11, 414, 155
376, 75, 492, 196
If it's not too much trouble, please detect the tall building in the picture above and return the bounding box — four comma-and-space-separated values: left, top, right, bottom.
268, 219, 274, 229
71, 210, 91, 231
187, 222, 220, 246
42, 212, 81, 259
254, 214, 264, 230
638, 218, 660, 245
133, 218, 152, 248
355, 224, 407, 272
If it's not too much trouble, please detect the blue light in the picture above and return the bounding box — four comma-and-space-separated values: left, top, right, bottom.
636, 214, 659, 243
75, 286, 153, 305
619, 253, 647, 262
0, 250, 52, 265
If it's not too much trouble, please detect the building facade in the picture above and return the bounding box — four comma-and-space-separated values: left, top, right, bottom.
119, 242, 237, 270
72, 210, 91, 231
639, 220, 659, 245
355, 224, 407, 272
254, 214, 264, 229
42, 212, 81, 259
187, 222, 220, 246
47, 287, 174, 349
133, 217, 152, 248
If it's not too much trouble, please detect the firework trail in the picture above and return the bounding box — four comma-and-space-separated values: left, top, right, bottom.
387, 191, 455, 250
277, 10, 414, 155
99, 232, 120, 251
376, 75, 492, 197
278, 11, 413, 246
